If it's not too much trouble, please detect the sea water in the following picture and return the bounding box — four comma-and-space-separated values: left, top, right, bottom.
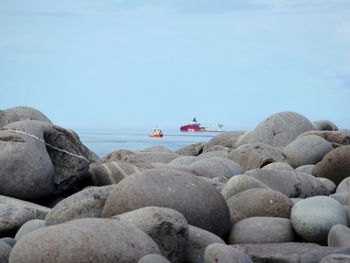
76, 128, 220, 157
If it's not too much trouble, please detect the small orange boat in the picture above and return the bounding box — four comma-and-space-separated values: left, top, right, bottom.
149, 128, 164, 138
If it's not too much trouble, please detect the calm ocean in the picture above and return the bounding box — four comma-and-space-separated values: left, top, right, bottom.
76, 128, 220, 158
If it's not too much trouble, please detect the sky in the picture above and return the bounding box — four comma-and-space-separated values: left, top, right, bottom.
0, 0, 349, 131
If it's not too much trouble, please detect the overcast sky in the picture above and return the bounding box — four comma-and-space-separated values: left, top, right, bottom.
0, 0, 349, 130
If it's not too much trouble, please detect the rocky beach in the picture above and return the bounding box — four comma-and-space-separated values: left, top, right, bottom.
1, 106, 350, 262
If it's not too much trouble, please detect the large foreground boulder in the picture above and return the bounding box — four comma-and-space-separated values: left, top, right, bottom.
102, 169, 231, 237
247, 111, 315, 147
9, 218, 161, 263
0, 120, 91, 200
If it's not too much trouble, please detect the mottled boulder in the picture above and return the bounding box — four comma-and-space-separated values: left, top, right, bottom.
227, 188, 293, 219
175, 142, 205, 156
203, 131, 246, 152
337, 178, 350, 193
328, 224, 350, 247
283, 135, 333, 168
295, 164, 315, 174
46, 185, 115, 225
248, 111, 315, 147
185, 157, 244, 179
4, 106, 52, 123
299, 130, 350, 148
9, 219, 161, 263
14, 219, 45, 241
87, 161, 139, 186
227, 143, 288, 170
138, 254, 171, 263
262, 161, 294, 171
204, 243, 253, 263
0, 240, 11, 263
0, 195, 51, 219
102, 169, 231, 237
245, 169, 300, 197
0, 120, 91, 200
313, 146, 350, 185
112, 207, 188, 263
320, 254, 350, 263
221, 175, 268, 200
229, 217, 295, 244
232, 243, 350, 263
184, 225, 224, 263
291, 196, 348, 244
313, 120, 339, 131
0, 204, 35, 237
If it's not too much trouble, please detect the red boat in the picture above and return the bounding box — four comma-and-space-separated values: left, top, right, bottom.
180, 117, 203, 132
149, 128, 164, 138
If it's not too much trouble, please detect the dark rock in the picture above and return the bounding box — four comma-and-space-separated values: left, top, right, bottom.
102, 169, 231, 238
0, 237, 15, 247
0, 240, 11, 263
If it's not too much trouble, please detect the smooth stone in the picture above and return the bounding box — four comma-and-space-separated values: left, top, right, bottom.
291, 196, 348, 244
184, 225, 225, 263
0, 120, 90, 200
296, 164, 315, 174
221, 175, 268, 200
175, 142, 205, 156
102, 169, 231, 238
14, 219, 45, 241
313, 146, 350, 185
0, 240, 11, 263
0, 195, 51, 219
0, 237, 16, 247
4, 106, 52, 123
330, 193, 350, 206
262, 161, 294, 171
138, 254, 171, 263
296, 172, 330, 198
112, 206, 188, 263
141, 146, 173, 153
227, 188, 293, 219
9, 218, 161, 263
45, 185, 115, 225
204, 145, 230, 152
204, 243, 253, 263
283, 135, 333, 168
337, 177, 350, 193
0, 204, 35, 237
328, 224, 350, 247
320, 178, 337, 194
198, 176, 226, 192
321, 254, 350, 263
229, 217, 295, 244
245, 169, 300, 197
227, 143, 288, 170
185, 157, 244, 179
196, 150, 228, 159
313, 120, 339, 131
87, 161, 139, 186
203, 131, 246, 152
232, 243, 350, 263
299, 130, 350, 148
168, 156, 198, 167
247, 111, 315, 147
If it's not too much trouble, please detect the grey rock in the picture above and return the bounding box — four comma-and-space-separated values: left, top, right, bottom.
0, 204, 35, 237
321, 178, 337, 194
0, 240, 11, 263
204, 145, 230, 152
299, 130, 350, 148
0, 110, 10, 128
221, 175, 268, 200
0, 120, 90, 200
175, 142, 205, 156
328, 224, 350, 247
185, 225, 225, 263
196, 150, 228, 159
283, 135, 333, 168
331, 193, 350, 206
227, 143, 288, 170
296, 164, 315, 174
168, 156, 198, 167
232, 243, 350, 263
0, 195, 51, 219
102, 169, 231, 238
204, 243, 253, 263
321, 254, 350, 263
14, 219, 45, 241
245, 169, 300, 197
313, 146, 350, 185
112, 206, 188, 263
262, 161, 294, 171
88, 161, 139, 186
229, 217, 295, 244
186, 157, 244, 179
46, 185, 115, 225
248, 111, 315, 147
4, 106, 51, 123
203, 131, 246, 152
141, 146, 173, 153
313, 120, 339, 131
0, 237, 15, 247
227, 188, 293, 219
337, 177, 350, 193
9, 218, 161, 263
291, 196, 348, 244
296, 172, 330, 198
138, 254, 171, 263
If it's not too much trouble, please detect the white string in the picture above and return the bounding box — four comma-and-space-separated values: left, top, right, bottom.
3, 128, 90, 162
